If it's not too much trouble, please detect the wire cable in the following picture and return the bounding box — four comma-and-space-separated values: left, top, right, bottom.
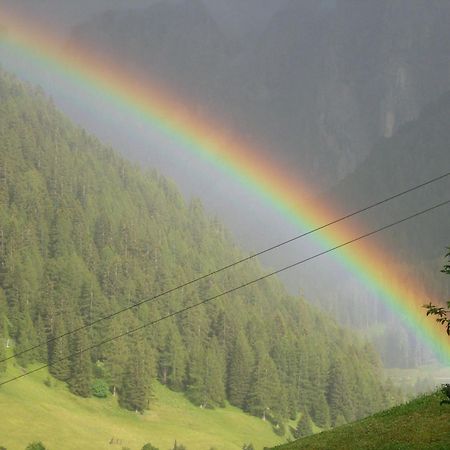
1, 171, 448, 364
1, 198, 448, 387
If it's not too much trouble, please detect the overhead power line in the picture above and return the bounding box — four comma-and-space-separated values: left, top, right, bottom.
1, 171, 449, 365
0, 198, 448, 387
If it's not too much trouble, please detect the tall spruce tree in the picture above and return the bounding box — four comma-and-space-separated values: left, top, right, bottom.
69, 322, 92, 398
120, 337, 153, 412
227, 331, 253, 408
48, 315, 70, 381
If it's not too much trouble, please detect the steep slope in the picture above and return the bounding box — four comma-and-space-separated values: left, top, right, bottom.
0, 70, 398, 438
272, 391, 450, 450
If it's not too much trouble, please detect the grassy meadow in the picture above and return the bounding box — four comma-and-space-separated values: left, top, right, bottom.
272, 391, 450, 450
0, 363, 283, 450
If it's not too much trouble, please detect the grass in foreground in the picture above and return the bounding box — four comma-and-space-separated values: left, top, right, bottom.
272, 391, 450, 450
0, 364, 283, 450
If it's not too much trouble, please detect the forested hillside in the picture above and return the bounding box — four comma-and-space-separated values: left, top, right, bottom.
0, 71, 398, 433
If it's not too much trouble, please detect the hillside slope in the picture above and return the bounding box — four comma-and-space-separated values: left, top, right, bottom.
272, 391, 450, 450
0, 69, 398, 439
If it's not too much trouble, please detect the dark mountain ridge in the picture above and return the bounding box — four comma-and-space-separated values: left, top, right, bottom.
66, 0, 450, 188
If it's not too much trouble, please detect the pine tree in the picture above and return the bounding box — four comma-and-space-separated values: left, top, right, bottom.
293, 410, 313, 438
310, 391, 330, 429
158, 325, 186, 391
15, 309, 38, 367
227, 331, 253, 408
246, 353, 283, 420
120, 338, 153, 413
104, 317, 128, 397
48, 315, 70, 381
0, 294, 9, 374
69, 324, 92, 398
326, 355, 354, 425
203, 337, 226, 407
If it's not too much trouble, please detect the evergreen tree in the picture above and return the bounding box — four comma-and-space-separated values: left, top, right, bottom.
141, 444, 159, 450
246, 353, 283, 420
120, 338, 153, 412
227, 331, 253, 408
69, 323, 92, 398
15, 309, 38, 367
326, 354, 354, 425
293, 411, 313, 438
158, 325, 186, 391
104, 317, 128, 397
204, 337, 226, 407
310, 391, 330, 429
0, 293, 8, 374
48, 315, 70, 381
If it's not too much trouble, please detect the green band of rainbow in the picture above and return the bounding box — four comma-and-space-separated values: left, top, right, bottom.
2, 11, 449, 363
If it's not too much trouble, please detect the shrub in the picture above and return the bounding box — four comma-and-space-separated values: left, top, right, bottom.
142, 444, 159, 450
25, 443, 46, 450
91, 379, 109, 398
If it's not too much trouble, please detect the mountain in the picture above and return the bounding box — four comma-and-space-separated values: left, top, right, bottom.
65, 0, 450, 188
0, 69, 398, 440
302, 91, 450, 368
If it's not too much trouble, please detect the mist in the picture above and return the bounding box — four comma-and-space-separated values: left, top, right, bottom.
2, 0, 449, 372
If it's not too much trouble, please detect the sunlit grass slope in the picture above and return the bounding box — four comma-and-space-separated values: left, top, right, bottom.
272, 392, 450, 450
0, 364, 283, 450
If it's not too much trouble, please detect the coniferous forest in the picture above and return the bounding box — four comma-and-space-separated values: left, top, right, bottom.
0, 70, 399, 433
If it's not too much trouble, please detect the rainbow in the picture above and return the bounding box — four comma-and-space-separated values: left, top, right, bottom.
1, 10, 449, 362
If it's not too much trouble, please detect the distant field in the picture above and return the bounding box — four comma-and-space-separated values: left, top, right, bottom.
0, 364, 283, 450
272, 391, 450, 450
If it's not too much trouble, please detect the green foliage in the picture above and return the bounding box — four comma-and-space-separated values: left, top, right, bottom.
292, 411, 313, 438
242, 444, 255, 450
91, 379, 109, 398
440, 384, 450, 405
424, 248, 450, 334
271, 392, 450, 450
119, 337, 154, 412
141, 444, 159, 450
0, 69, 393, 424
0, 371, 283, 449
25, 443, 46, 450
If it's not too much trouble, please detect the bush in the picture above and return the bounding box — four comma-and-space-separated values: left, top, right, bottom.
25, 443, 46, 450
142, 444, 159, 450
91, 379, 109, 398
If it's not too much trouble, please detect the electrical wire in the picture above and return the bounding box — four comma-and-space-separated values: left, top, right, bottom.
1, 198, 448, 387
1, 171, 448, 365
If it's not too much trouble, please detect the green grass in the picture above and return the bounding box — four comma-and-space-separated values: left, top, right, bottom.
0, 364, 283, 450
272, 392, 450, 450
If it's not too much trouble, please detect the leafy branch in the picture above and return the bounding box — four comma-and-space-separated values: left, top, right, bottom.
423, 248, 450, 335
